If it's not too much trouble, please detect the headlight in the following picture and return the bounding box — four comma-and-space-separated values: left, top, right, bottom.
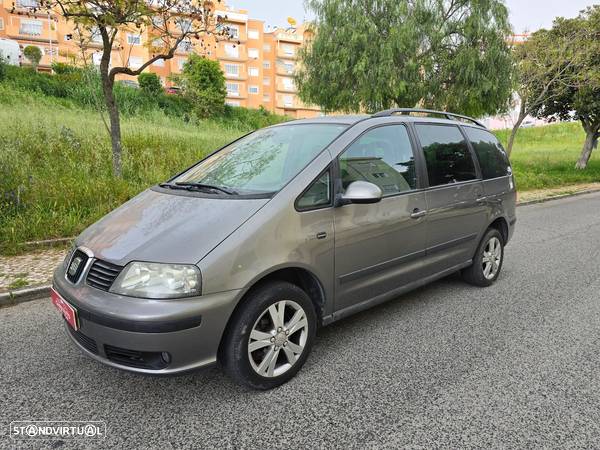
110, 262, 201, 299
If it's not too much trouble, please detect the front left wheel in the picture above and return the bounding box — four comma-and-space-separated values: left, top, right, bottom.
219, 281, 317, 390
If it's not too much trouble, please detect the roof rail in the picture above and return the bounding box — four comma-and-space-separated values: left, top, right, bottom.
372, 108, 487, 129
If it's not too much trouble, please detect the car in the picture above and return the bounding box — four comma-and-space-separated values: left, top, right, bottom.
165, 86, 181, 95
52, 108, 516, 390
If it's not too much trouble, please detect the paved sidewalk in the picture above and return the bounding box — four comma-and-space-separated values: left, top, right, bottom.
0, 248, 66, 293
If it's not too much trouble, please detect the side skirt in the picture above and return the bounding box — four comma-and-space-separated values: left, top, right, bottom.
321, 260, 472, 326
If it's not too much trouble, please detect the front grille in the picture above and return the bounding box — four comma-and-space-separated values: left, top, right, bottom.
104, 345, 169, 370
67, 324, 98, 354
86, 259, 123, 291
66, 249, 89, 283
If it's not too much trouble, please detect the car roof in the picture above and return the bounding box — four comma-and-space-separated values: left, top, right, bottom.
278, 114, 487, 129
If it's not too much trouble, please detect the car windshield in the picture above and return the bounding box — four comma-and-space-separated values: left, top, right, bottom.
170, 123, 347, 195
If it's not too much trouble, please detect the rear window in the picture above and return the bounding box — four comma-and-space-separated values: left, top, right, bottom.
415, 124, 477, 187
464, 127, 511, 179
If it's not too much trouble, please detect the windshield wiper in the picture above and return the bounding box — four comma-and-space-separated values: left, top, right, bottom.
174, 182, 238, 195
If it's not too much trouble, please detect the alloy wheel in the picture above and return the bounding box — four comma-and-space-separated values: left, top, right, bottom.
247, 300, 308, 378
482, 236, 502, 280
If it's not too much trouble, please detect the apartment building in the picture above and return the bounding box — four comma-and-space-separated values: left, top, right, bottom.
0, 0, 323, 118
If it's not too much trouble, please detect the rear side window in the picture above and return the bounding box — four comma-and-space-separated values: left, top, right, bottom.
464, 127, 511, 179
339, 125, 417, 196
415, 124, 477, 187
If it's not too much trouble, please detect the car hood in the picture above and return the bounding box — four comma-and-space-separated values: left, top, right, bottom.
76, 188, 269, 266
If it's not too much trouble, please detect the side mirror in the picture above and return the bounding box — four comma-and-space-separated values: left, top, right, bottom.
339, 181, 383, 205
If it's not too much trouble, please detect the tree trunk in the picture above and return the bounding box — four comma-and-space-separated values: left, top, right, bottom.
99, 54, 122, 178
575, 128, 599, 170
507, 102, 527, 156
100, 73, 122, 178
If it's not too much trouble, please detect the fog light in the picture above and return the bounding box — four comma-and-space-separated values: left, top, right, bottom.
161, 352, 171, 364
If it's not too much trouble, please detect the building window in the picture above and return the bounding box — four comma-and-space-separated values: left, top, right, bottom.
263, 77, 270, 85
248, 29, 259, 40
0, 18, 4, 31
281, 44, 295, 56
129, 56, 143, 69
151, 17, 164, 28
248, 67, 259, 77
248, 85, 259, 94
176, 18, 192, 33
224, 43, 239, 58
177, 39, 193, 53
284, 62, 294, 74
263, 61, 271, 69
226, 100, 241, 107
228, 25, 239, 39
226, 82, 239, 96
248, 48, 259, 59
16, 0, 39, 7
89, 27, 103, 44
282, 77, 295, 91
177, 58, 187, 71
20, 19, 43, 36
152, 58, 165, 67
224, 63, 239, 76
127, 33, 141, 45
263, 44, 271, 52
283, 95, 294, 107
263, 94, 270, 102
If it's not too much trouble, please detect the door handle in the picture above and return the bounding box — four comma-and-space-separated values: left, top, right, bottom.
316, 232, 327, 240
410, 208, 427, 219
476, 196, 487, 203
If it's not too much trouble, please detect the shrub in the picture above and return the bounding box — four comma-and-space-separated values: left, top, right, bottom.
138, 72, 163, 96
178, 55, 227, 118
23, 46, 42, 71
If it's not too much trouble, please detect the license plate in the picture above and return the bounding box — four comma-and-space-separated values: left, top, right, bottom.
51, 287, 79, 331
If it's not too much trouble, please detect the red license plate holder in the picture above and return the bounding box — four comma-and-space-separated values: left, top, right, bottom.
51, 287, 79, 331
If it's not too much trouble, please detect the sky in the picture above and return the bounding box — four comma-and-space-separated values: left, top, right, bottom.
231, 0, 597, 33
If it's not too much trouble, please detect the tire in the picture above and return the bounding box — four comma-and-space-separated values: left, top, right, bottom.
219, 281, 317, 390
462, 228, 504, 287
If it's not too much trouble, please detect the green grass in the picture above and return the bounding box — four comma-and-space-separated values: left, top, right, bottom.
1, 83, 599, 253
496, 122, 600, 191
0, 86, 247, 253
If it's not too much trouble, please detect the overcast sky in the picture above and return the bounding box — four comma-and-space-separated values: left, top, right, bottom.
232, 0, 597, 33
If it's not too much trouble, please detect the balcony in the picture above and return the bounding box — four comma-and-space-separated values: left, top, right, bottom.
275, 31, 302, 43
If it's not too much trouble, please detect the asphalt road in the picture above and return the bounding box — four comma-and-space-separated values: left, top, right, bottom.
2, 192, 600, 449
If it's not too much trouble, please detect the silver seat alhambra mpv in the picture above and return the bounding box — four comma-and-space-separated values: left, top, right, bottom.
52, 108, 516, 389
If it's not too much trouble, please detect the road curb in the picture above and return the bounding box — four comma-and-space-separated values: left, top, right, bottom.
517, 188, 600, 207
0, 285, 51, 308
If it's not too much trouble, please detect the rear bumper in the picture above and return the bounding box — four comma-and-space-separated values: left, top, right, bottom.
53, 271, 241, 374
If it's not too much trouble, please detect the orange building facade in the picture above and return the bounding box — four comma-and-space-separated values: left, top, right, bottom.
0, 0, 323, 118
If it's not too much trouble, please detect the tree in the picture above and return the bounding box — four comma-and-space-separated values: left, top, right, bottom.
138, 72, 163, 96
297, 0, 514, 117
23, 45, 42, 71
506, 29, 580, 155
528, 6, 600, 169
18, 0, 232, 177
176, 54, 226, 118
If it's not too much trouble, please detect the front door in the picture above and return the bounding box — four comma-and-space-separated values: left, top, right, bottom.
333, 124, 428, 313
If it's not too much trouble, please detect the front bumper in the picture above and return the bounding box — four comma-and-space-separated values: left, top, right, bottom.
53, 270, 241, 374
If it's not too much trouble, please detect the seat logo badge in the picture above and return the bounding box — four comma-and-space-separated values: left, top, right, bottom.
68, 256, 83, 277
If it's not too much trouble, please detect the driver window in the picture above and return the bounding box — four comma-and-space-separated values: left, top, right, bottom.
339, 125, 417, 196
